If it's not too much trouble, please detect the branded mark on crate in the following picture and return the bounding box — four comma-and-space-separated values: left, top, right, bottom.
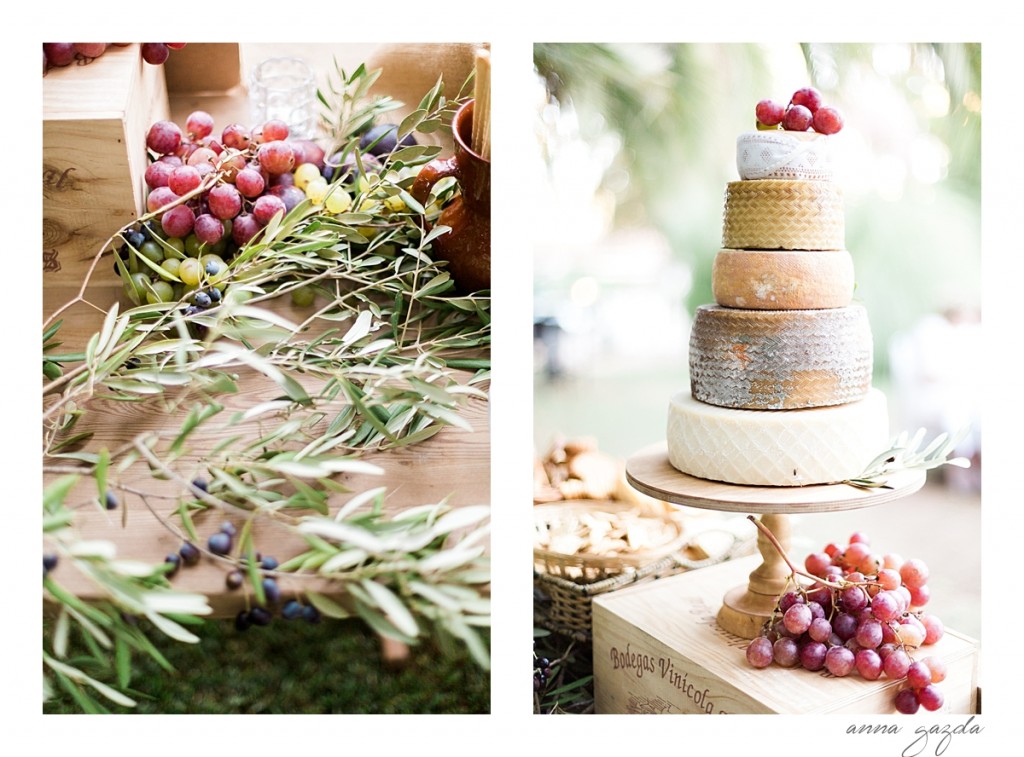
43, 164, 79, 194
43, 249, 61, 273
627, 694, 674, 714
608, 639, 733, 714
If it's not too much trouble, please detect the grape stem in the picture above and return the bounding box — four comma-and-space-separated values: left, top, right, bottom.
746, 515, 846, 590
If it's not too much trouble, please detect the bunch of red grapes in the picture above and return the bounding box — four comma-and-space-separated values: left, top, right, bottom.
744, 532, 948, 714
42, 43, 187, 75
755, 86, 844, 135
114, 110, 337, 312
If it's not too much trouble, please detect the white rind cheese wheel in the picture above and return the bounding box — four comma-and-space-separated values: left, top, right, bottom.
736, 130, 834, 181
722, 179, 844, 251
712, 248, 855, 310
689, 304, 873, 410
666, 389, 890, 486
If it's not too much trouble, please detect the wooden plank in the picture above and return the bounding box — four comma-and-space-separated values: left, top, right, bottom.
593, 555, 979, 714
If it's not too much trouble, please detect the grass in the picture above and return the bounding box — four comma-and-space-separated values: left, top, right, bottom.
43, 617, 490, 714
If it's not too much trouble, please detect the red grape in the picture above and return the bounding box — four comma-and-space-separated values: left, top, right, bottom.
253, 194, 287, 226
221, 124, 251, 151
168, 165, 202, 196
883, 648, 911, 679
909, 583, 931, 608
855, 619, 883, 649
231, 214, 261, 246
855, 649, 882, 680
141, 43, 170, 65
73, 43, 108, 59
841, 542, 870, 570
922, 655, 947, 683
877, 568, 902, 591
755, 99, 785, 126
293, 139, 325, 169
187, 147, 219, 168
262, 119, 290, 142
920, 614, 944, 645
799, 641, 827, 671
783, 104, 812, 131
146, 187, 179, 213
207, 184, 242, 220
186, 111, 215, 140
161, 204, 195, 239
745, 637, 773, 668
146, 120, 182, 156
44, 43, 76, 67
900, 558, 930, 589
825, 646, 855, 677
907, 660, 932, 689
870, 591, 901, 623
894, 688, 920, 714
783, 603, 813, 635
258, 141, 296, 175
166, 43, 188, 50
773, 637, 800, 667
917, 684, 944, 712
840, 585, 868, 613
790, 87, 823, 113
832, 612, 857, 641
778, 592, 803, 613
268, 185, 307, 213
808, 617, 832, 643
805, 552, 831, 577
813, 106, 844, 135
234, 168, 266, 199
145, 161, 175, 189
194, 214, 225, 246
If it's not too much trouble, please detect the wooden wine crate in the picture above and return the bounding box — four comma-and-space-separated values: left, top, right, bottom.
42, 43, 170, 300
163, 43, 242, 95
593, 555, 979, 714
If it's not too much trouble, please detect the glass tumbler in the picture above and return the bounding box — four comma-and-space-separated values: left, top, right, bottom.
248, 57, 317, 139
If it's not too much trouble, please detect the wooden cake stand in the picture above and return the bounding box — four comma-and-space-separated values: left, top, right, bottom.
626, 442, 926, 639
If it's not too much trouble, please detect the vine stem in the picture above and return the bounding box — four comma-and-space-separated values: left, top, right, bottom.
745, 515, 846, 591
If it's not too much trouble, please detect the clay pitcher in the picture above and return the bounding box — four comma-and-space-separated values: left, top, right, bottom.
411, 100, 490, 294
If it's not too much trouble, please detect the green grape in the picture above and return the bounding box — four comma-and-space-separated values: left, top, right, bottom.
146, 280, 175, 304
184, 233, 204, 257
160, 258, 182, 279
178, 258, 201, 287
139, 240, 164, 265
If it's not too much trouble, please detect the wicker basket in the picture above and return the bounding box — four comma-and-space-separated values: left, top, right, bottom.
533, 500, 749, 641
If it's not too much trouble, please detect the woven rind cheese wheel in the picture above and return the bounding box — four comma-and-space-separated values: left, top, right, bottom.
722, 180, 844, 251
689, 304, 873, 410
712, 248, 854, 310
666, 388, 889, 486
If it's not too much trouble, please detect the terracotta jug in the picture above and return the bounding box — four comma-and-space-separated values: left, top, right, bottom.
411, 100, 490, 294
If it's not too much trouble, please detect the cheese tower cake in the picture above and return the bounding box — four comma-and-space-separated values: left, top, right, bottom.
667, 126, 889, 486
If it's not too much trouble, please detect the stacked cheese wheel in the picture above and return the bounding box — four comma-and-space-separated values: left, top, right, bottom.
667, 130, 889, 486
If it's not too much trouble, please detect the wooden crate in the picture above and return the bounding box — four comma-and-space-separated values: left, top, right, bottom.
593, 555, 979, 714
163, 43, 242, 95
43, 43, 169, 297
